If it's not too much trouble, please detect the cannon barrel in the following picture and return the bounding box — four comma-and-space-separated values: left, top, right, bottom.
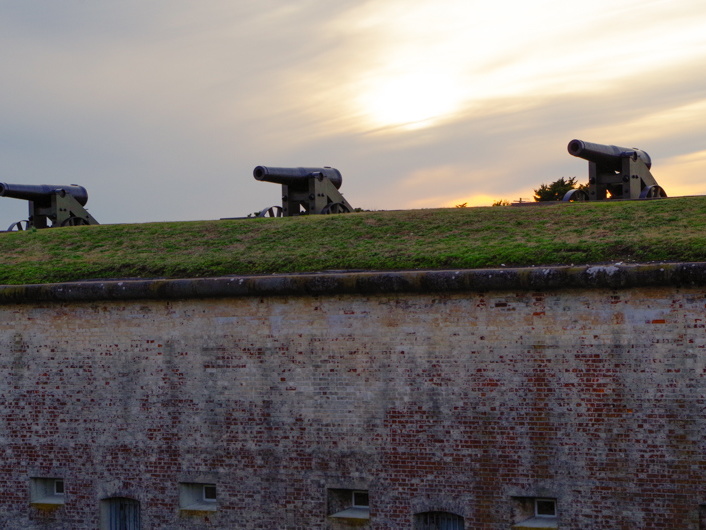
567, 139, 652, 171
0, 183, 89, 206
253, 166, 343, 189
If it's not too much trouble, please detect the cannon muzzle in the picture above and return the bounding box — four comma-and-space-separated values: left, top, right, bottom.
568, 139, 652, 171
0, 183, 89, 206
253, 166, 343, 190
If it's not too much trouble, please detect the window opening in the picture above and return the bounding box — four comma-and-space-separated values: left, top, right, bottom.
203, 485, 217, 502
511, 497, 558, 529
352, 490, 369, 507
414, 511, 465, 530
100, 497, 141, 530
328, 488, 371, 520
535, 498, 556, 517
179, 482, 217, 512
54, 479, 65, 495
30, 477, 65, 506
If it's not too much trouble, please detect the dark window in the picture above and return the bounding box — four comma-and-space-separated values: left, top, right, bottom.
54, 479, 64, 495
536, 499, 556, 517
203, 485, 217, 502
352, 491, 369, 507
102, 497, 141, 530
414, 511, 464, 530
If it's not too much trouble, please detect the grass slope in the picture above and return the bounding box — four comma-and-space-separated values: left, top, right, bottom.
1, 197, 706, 285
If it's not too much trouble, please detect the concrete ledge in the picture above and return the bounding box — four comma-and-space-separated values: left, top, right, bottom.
0, 262, 705, 304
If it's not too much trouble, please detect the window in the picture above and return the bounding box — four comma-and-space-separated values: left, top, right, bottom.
535, 498, 556, 517
30, 477, 65, 506
512, 497, 558, 529
328, 488, 370, 520
100, 497, 141, 530
179, 482, 217, 512
352, 490, 369, 508
414, 511, 465, 530
203, 484, 217, 502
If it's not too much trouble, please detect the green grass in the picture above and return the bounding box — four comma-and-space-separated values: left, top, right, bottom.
1, 197, 706, 285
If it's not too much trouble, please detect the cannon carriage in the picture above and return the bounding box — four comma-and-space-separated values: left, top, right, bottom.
563, 139, 667, 202
0, 183, 99, 230
253, 166, 353, 217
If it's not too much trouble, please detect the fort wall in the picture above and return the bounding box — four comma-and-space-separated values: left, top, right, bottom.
1, 264, 705, 529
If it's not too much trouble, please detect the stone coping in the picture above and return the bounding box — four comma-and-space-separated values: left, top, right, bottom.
0, 262, 704, 304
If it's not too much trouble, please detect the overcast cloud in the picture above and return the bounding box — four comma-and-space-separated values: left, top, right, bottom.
1, 0, 705, 228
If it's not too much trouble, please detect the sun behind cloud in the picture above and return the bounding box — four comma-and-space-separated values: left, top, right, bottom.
337, 0, 706, 137
356, 70, 467, 130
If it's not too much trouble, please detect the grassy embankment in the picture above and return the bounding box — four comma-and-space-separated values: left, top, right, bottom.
1, 196, 705, 285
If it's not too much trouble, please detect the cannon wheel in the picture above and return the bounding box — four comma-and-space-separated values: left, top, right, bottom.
61, 216, 90, 227
257, 206, 283, 218
639, 185, 667, 199
562, 189, 589, 202
7, 220, 31, 231
320, 202, 351, 214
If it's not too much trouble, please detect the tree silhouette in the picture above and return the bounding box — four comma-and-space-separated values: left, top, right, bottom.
534, 177, 580, 201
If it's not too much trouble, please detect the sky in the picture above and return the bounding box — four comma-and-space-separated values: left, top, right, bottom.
1, 0, 706, 228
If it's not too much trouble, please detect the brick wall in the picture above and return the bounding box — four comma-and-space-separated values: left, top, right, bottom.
0, 266, 705, 528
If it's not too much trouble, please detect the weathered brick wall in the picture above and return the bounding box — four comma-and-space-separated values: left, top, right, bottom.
1, 266, 705, 529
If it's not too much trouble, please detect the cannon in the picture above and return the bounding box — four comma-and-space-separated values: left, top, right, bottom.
0, 183, 99, 230
563, 139, 667, 201
253, 166, 353, 217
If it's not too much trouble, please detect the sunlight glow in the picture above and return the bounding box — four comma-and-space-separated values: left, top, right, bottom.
356, 70, 466, 130
661, 150, 706, 197
338, 0, 706, 133
441, 194, 507, 208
